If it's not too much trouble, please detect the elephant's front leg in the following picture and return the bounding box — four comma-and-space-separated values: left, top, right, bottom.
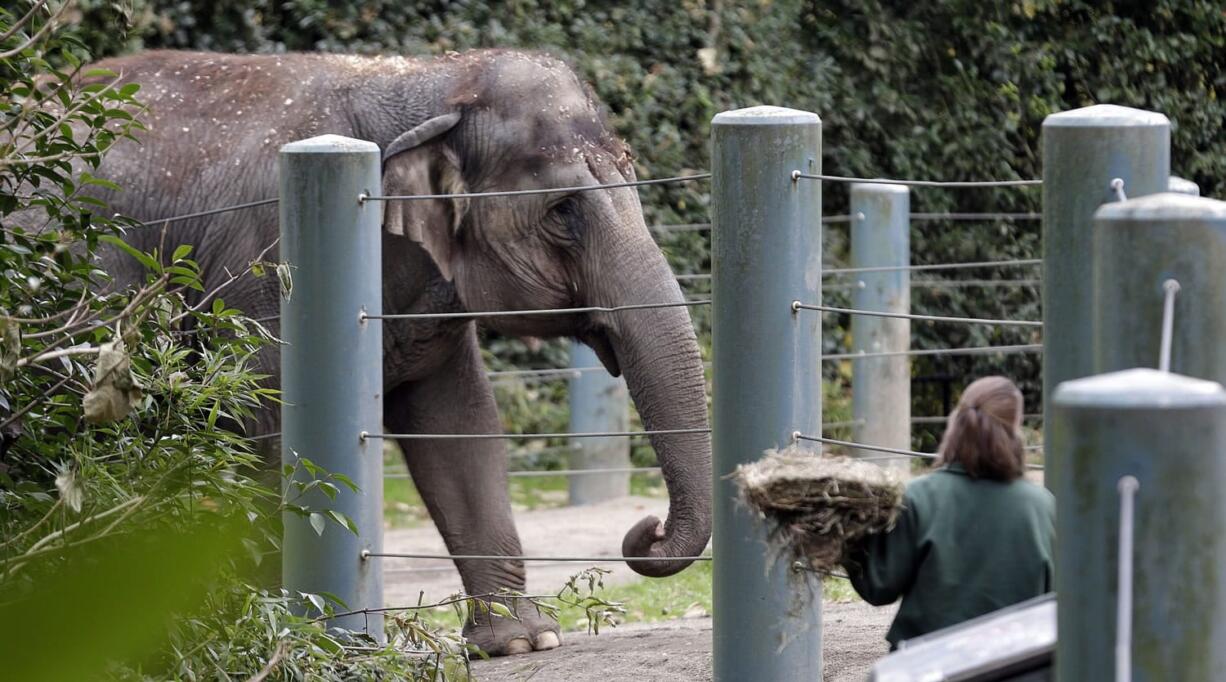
386, 328, 561, 656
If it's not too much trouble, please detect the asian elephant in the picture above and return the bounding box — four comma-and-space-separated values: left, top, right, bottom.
83, 50, 712, 656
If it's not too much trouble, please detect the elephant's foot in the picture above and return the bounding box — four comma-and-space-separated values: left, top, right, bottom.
465, 597, 562, 657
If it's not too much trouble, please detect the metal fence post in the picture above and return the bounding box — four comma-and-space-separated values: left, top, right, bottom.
1093, 194, 1226, 378
280, 135, 383, 637
1040, 105, 1169, 486
850, 183, 910, 472
712, 106, 823, 681
1052, 368, 1226, 680
568, 340, 630, 504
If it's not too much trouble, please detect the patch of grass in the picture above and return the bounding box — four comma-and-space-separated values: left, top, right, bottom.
409, 560, 862, 636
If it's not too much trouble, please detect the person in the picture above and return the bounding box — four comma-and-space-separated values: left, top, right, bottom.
843, 375, 1055, 649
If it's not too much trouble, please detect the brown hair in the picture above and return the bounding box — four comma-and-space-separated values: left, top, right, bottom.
936, 376, 1025, 481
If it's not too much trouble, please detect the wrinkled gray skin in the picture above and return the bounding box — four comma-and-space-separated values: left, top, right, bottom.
84, 50, 711, 656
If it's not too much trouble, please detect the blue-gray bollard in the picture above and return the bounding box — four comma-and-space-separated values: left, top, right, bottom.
1041, 105, 1169, 487
280, 135, 384, 637
1093, 193, 1226, 379
712, 106, 823, 681
1052, 368, 1226, 681
1169, 176, 1200, 196
850, 183, 911, 472
568, 340, 631, 505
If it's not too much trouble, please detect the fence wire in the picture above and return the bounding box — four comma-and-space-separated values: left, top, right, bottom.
823, 258, 1042, 276
362, 173, 710, 202
361, 427, 709, 441
794, 302, 1044, 328
364, 299, 709, 321
792, 171, 1042, 188
794, 433, 1044, 470
365, 551, 713, 563
136, 197, 279, 227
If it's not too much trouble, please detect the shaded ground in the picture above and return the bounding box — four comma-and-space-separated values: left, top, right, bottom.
470, 600, 893, 681
383, 496, 894, 680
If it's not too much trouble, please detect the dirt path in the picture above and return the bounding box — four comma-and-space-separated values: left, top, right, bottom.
383, 496, 675, 604
383, 496, 895, 680
469, 601, 893, 681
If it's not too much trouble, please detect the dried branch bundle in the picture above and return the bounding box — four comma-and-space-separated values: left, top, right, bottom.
732, 446, 905, 571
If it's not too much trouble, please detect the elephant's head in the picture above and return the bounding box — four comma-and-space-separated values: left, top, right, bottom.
381, 52, 710, 577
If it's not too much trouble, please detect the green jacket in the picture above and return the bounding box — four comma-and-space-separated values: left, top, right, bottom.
845, 463, 1055, 648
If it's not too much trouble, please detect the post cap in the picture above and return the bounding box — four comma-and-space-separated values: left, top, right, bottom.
280, 134, 380, 154
1169, 176, 1201, 196
1042, 104, 1169, 129
712, 106, 820, 126
1094, 192, 1226, 223
1053, 368, 1226, 409
850, 182, 909, 196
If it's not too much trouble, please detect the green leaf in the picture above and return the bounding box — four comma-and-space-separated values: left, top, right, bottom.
304, 592, 327, 615
173, 244, 193, 261
325, 510, 359, 536
98, 235, 158, 271
488, 601, 516, 619
308, 512, 326, 537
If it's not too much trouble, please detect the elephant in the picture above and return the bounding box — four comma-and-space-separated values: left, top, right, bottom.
81, 49, 712, 656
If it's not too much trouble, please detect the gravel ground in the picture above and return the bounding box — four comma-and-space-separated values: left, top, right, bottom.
383, 496, 895, 681
469, 600, 893, 681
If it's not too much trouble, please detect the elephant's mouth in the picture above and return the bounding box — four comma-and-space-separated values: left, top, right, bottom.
578, 327, 621, 377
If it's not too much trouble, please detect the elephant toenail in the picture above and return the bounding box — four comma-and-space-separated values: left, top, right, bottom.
504, 637, 533, 655
534, 631, 561, 650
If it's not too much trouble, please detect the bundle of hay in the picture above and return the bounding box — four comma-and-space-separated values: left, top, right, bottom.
731, 446, 905, 572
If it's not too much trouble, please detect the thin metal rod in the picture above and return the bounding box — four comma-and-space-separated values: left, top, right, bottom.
383, 466, 664, 479
362, 173, 711, 202
651, 212, 1043, 231
488, 344, 1040, 381
794, 432, 1044, 469
1116, 475, 1139, 682
366, 551, 713, 562
823, 344, 1043, 361
794, 302, 1043, 328
793, 432, 937, 460
650, 223, 711, 232
362, 427, 710, 441
912, 413, 1043, 424
824, 258, 1042, 276
911, 279, 1041, 289
1159, 279, 1180, 373
792, 171, 1042, 188
135, 197, 279, 227
909, 212, 1042, 221
364, 299, 709, 321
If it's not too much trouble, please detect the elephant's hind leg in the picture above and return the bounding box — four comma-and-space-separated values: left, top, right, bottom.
385, 327, 561, 656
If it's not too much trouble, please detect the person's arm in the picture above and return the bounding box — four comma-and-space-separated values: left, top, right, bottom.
844, 493, 922, 606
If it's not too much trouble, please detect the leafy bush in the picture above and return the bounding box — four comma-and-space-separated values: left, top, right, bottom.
0, 4, 508, 679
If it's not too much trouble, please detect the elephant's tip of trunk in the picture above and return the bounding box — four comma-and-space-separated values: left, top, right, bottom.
620, 514, 709, 578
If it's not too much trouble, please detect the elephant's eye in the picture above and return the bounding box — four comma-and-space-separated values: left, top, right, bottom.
544, 195, 581, 242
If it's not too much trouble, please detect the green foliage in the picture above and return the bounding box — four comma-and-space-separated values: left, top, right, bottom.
0, 4, 497, 678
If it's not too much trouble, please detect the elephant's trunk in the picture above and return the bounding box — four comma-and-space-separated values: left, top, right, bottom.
596, 247, 712, 578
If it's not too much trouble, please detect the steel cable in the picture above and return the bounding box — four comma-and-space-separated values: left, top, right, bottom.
792, 171, 1042, 188
362, 173, 711, 202
793, 302, 1043, 328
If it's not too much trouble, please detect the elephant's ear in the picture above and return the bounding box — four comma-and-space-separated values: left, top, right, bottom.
382, 113, 467, 281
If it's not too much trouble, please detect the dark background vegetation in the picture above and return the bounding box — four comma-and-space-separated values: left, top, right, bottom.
70, 0, 1225, 452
